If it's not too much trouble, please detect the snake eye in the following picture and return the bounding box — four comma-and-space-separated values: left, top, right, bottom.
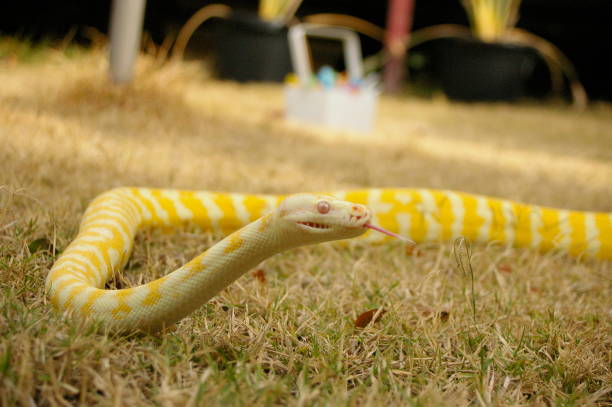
317, 200, 331, 214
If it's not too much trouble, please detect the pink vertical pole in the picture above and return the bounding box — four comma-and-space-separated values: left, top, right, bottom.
383, 0, 415, 93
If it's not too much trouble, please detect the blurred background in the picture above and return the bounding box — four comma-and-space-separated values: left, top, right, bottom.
1, 0, 611, 101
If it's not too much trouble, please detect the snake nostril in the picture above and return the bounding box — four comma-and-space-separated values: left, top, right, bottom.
351, 205, 366, 220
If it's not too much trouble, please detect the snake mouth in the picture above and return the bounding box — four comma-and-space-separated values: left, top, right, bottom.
296, 221, 331, 230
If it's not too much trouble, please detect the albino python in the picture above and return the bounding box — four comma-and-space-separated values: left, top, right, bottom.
46, 188, 611, 332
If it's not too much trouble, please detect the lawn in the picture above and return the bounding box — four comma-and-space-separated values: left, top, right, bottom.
1, 42, 611, 406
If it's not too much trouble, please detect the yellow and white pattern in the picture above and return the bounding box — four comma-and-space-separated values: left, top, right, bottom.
46, 188, 611, 332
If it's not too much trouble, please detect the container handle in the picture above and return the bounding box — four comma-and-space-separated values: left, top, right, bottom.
288, 23, 364, 84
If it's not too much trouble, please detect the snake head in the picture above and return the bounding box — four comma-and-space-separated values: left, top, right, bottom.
277, 194, 371, 244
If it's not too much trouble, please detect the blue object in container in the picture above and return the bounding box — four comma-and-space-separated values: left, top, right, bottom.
317, 65, 336, 89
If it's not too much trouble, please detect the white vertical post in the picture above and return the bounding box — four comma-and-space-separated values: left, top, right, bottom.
288, 25, 310, 84
109, 0, 147, 84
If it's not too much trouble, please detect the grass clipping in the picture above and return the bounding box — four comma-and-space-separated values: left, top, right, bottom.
1, 45, 611, 406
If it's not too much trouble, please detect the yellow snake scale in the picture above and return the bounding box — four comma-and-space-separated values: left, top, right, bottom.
47, 188, 611, 332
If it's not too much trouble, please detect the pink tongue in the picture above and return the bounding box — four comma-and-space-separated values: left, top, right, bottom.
364, 223, 416, 245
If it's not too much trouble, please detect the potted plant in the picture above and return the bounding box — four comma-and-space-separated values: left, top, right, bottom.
408, 0, 587, 106
171, 0, 304, 82
302, 1, 586, 106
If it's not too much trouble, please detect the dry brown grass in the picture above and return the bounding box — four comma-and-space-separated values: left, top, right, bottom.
1, 42, 611, 406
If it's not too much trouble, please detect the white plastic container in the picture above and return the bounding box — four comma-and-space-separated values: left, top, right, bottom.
284, 24, 378, 132
285, 86, 377, 132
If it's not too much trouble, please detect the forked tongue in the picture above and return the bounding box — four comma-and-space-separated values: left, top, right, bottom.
364, 223, 416, 245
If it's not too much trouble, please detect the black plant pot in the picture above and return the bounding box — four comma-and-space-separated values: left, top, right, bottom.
215, 11, 292, 83
435, 38, 540, 101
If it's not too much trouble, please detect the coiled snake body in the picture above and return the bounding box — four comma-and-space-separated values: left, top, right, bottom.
47, 188, 611, 332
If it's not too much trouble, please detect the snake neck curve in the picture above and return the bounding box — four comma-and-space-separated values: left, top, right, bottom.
46, 188, 286, 333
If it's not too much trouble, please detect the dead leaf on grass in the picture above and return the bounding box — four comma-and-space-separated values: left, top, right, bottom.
355, 308, 386, 328
253, 269, 266, 283
439, 311, 450, 322
405, 245, 424, 257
